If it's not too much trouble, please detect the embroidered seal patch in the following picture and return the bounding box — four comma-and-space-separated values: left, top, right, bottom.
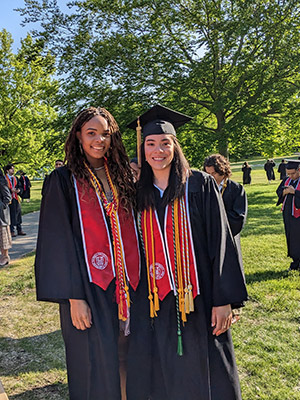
150, 263, 165, 280
91, 252, 108, 270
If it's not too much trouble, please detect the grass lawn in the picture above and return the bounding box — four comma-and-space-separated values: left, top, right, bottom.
20, 181, 43, 215
1, 167, 300, 399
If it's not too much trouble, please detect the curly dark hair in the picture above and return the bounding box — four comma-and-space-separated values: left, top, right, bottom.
65, 107, 135, 211
4, 164, 14, 174
137, 136, 191, 211
203, 154, 231, 178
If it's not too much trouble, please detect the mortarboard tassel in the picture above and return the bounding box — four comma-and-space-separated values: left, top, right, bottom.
136, 117, 142, 168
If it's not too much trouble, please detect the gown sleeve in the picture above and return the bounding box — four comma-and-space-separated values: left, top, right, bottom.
224, 182, 247, 237
0, 173, 12, 206
276, 179, 287, 206
35, 168, 85, 303
194, 173, 248, 307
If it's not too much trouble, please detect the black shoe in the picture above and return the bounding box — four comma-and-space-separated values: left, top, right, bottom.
18, 231, 26, 236
11, 232, 17, 237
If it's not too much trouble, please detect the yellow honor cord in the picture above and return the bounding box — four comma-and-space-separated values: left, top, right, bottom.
85, 161, 129, 321
143, 211, 155, 318
181, 197, 194, 314
174, 199, 186, 323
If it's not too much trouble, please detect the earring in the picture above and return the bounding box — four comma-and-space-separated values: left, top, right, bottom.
79, 142, 83, 154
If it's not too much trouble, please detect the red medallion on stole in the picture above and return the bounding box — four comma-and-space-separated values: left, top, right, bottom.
139, 178, 200, 321
74, 176, 140, 320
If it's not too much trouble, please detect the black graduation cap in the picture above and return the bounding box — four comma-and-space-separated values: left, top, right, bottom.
128, 104, 192, 138
127, 104, 192, 166
286, 159, 300, 169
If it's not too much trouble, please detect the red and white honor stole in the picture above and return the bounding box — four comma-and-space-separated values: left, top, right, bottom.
73, 171, 140, 321
282, 177, 300, 218
6, 175, 19, 200
138, 178, 200, 322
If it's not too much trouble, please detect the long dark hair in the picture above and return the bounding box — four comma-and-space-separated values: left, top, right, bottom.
136, 136, 191, 211
65, 107, 135, 211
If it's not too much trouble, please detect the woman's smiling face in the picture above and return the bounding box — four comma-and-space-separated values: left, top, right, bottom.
144, 134, 175, 172
77, 115, 111, 167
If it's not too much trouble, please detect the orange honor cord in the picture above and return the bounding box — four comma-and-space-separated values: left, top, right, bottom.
180, 197, 194, 313
174, 199, 186, 323
179, 198, 190, 315
85, 161, 129, 321
142, 211, 156, 318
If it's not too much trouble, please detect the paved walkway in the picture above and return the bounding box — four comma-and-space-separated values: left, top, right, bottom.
10, 211, 40, 261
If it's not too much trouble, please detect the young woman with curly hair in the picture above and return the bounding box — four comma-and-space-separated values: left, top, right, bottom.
35, 107, 147, 400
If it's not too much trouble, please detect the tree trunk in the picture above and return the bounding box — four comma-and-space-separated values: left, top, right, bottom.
218, 138, 229, 158
215, 110, 229, 158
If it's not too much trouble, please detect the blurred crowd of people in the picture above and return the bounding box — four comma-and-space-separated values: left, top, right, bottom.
240, 158, 293, 185
0, 160, 65, 267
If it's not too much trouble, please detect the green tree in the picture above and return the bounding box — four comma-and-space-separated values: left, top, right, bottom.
0, 30, 60, 174
19, 0, 300, 159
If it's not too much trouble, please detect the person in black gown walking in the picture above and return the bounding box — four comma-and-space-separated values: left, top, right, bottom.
242, 162, 252, 184
264, 159, 276, 183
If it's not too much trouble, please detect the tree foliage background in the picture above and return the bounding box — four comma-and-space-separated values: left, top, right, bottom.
0, 29, 60, 174
7, 0, 300, 168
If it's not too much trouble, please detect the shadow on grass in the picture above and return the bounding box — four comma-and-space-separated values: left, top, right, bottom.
0, 330, 65, 376
247, 191, 278, 204
245, 269, 289, 284
242, 191, 284, 237
9, 383, 68, 400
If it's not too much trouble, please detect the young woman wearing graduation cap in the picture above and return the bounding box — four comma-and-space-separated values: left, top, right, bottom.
128, 104, 248, 400
35, 107, 148, 400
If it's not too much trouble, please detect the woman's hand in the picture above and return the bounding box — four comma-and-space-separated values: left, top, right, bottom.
211, 304, 232, 336
69, 299, 92, 330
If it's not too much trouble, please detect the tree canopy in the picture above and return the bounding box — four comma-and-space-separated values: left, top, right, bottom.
18, 0, 300, 163
0, 29, 60, 174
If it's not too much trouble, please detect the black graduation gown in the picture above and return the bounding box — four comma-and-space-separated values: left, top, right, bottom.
277, 163, 287, 180
242, 166, 251, 184
276, 178, 300, 264
264, 162, 275, 181
222, 180, 247, 269
145, 171, 248, 400
0, 171, 11, 226
35, 166, 150, 400
19, 175, 31, 199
